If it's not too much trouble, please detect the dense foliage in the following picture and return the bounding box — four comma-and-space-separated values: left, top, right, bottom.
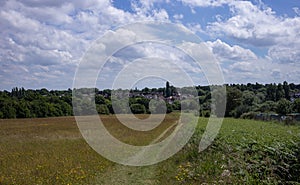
0, 81, 300, 119
0, 88, 73, 118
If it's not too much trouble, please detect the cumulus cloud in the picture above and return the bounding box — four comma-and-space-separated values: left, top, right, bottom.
178, 0, 300, 83
206, 1, 300, 64
220, 56, 300, 84
99, 41, 204, 89
268, 43, 300, 64
0, 9, 83, 65
176, 0, 300, 66
229, 61, 257, 73
206, 39, 257, 61
221, 59, 262, 84
0, 0, 172, 89
1, 0, 300, 89
208, 1, 279, 46
130, 0, 169, 21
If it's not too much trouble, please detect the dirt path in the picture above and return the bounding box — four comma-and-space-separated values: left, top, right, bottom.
92, 121, 178, 185
95, 164, 159, 185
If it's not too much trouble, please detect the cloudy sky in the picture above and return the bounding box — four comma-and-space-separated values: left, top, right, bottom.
1, 0, 300, 90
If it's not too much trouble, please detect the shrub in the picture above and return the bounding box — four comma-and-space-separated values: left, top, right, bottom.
240, 112, 258, 119
97, 104, 110, 115
130, 104, 146, 114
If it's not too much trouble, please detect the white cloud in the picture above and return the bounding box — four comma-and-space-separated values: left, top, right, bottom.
206, 39, 257, 62
1, 0, 299, 89
179, 0, 233, 7
0, 0, 173, 89
220, 56, 300, 84
206, 1, 300, 64
0, 2, 87, 66
152, 9, 169, 21
186, 23, 204, 34
208, 1, 279, 46
131, 0, 169, 12
110, 42, 202, 75
173, 14, 184, 20
229, 61, 257, 72
130, 0, 170, 22
268, 43, 300, 64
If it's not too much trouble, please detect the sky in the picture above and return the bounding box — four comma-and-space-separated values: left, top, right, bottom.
1, 0, 300, 90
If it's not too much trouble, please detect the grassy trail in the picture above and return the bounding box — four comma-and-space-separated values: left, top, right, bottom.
93, 120, 179, 185
95, 164, 159, 185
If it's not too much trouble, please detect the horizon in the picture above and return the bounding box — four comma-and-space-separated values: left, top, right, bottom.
2, 81, 300, 92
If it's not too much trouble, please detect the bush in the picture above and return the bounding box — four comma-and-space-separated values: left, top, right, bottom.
232, 104, 250, 118
240, 112, 258, 119
97, 104, 110, 115
201, 110, 210, 117
276, 98, 292, 115
130, 104, 146, 114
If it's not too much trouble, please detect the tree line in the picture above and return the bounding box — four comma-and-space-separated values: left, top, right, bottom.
0, 81, 300, 119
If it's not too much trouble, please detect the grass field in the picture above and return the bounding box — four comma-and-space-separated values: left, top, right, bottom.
0, 114, 299, 184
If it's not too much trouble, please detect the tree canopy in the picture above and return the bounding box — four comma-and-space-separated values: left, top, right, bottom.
0, 81, 300, 119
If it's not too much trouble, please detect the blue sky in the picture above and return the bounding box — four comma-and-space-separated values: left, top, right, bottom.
0, 0, 300, 90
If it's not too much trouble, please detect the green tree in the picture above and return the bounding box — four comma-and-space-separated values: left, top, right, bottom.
60, 102, 72, 116
30, 101, 49, 117
39, 88, 49, 96
255, 92, 265, 104
242, 90, 255, 106
135, 97, 150, 110
166, 103, 173, 113
172, 100, 181, 110
232, 104, 250, 118
266, 84, 277, 101
210, 86, 226, 117
165, 81, 171, 97
130, 104, 146, 114
276, 83, 284, 101
95, 95, 106, 104
24, 90, 39, 101
293, 99, 300, 113
283, 81, 290, 100
226, 87, 242, 117
142, 87, 150, 94
0, 100, 17, 118
276, 98, 292, 115
97, 104, 110, 115
80, 99, 95, 115
48, 103, 62, 117
16, 100, 31, 118
258, 101, 277, 113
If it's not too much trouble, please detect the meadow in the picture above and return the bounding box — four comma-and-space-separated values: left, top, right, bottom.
0, 114, 299, 184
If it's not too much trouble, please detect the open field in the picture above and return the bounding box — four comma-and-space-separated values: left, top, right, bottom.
0, 114, 300, 184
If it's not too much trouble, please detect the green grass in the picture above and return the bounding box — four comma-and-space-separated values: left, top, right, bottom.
0, 115, 299, 184
170, 118, 300, 184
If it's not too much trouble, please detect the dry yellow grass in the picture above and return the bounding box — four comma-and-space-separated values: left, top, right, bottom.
0, 114, 180, 185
